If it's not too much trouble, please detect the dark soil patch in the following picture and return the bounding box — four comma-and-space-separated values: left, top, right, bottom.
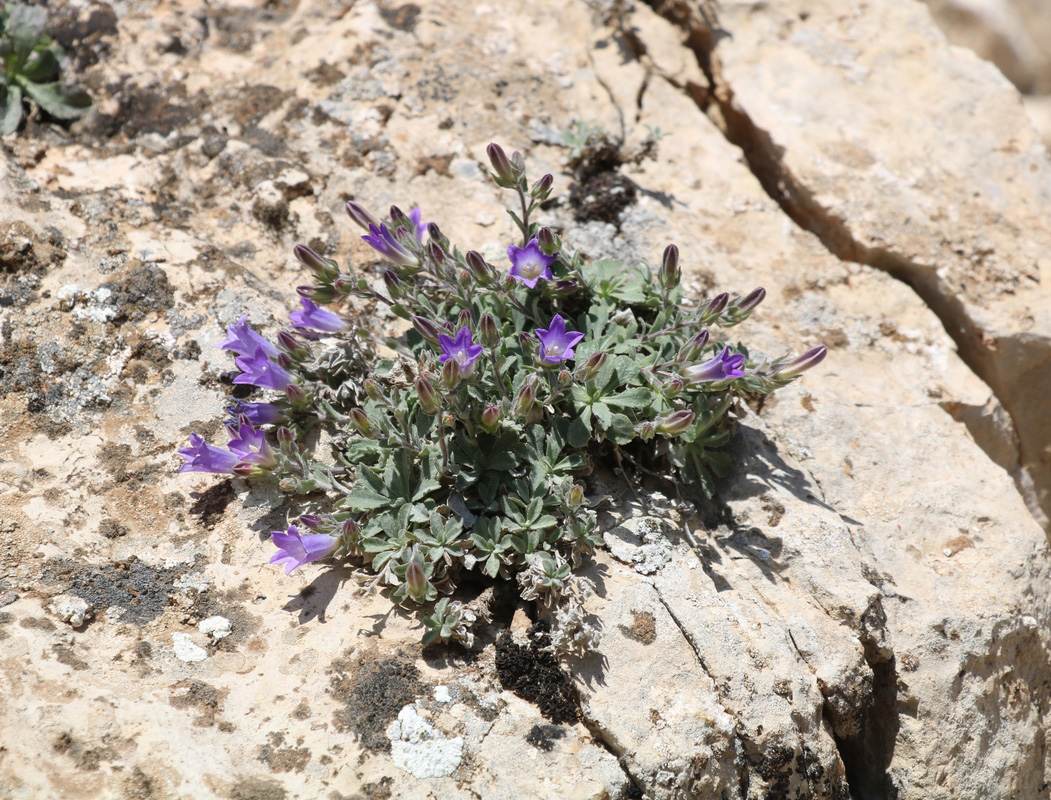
99, 264, 175, 324
330, 651, 423, 752
169, 678, 230, 729
525, 724, 566, 752
495, 621, 578, 724
568, 171, 637, 226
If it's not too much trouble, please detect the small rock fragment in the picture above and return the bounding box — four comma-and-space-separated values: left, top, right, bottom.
198, 616, 232, 640
172, 632, 208, 662
49, 595, 93, 628
387, 705, 463, 779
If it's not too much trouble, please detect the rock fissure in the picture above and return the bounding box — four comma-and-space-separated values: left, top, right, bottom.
637, 0, 1050, 532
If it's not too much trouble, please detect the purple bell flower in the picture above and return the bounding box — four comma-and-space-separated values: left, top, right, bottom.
362, 223, 420, 267
535, 314, 585, 365
234, 346, 294, 391
408, 207, 428, 242
438, 327, 484, 377
177, 434, 241, 474
225, 401, 285, 427
289, 298, 347, 333
216, 315, 279, 358
682, 347, 746, 383
508, 238, 555, 288
225, 419, 277, 469
268, 525, 339, 574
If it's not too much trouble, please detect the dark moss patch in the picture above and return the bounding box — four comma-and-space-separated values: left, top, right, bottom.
122, 766, 158, 800
379, 3, 421, 32
53, 644, 89, 671
99, 264, 175, 324
257, 732, 311, 773
20, 616, 57, 632
568, 170, 637, 226
229, 777, 287, 800
526, 723, 566, 752
330, 651, 422, 752
495, 622, 578, 724
100, 518, 129, 539
53, 732, 114, 772
619, 609, 657, 645
169, 679, 229, 728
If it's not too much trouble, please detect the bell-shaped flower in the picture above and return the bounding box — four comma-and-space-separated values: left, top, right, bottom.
216, 315, 278, 358
225, 419, 277, 469
225, 401, 285, 427
508, 238, 555, 288
682, 346, 746, 384
408, 207, 428, 242
268, 525, 339, 574
362, 223, 420, 267
534, 314, 585, 365
438, 327, 484, 377
177, 434, 241, 474
289, 298, 347, 333
234, 346, 294, 391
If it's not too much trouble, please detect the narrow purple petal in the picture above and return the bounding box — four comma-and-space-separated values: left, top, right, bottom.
178, 434, 241, 474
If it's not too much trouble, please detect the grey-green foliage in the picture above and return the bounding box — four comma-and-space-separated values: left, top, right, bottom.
0, 3, 91, 135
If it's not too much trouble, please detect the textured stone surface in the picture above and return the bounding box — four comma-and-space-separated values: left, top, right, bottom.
1, 0, 1049, 798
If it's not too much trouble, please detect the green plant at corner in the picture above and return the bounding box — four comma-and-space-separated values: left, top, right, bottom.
0, 2, 91, 135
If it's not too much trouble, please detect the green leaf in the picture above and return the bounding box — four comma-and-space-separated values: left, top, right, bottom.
6, 4, 47, 69
606, 413, 636, 445
604, 387, 653, 410
1, 84, 22, 135
19, 79, 91, 120
389, 304, 412, 321
591, 401, 613, 429
568, 411, 592, 448
344, 484, 390, 510
19, 48, 59, 83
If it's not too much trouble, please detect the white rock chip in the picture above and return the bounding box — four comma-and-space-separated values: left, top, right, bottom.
387, 705, 463, 779
171, 632, 208, 662
48, 595, 92, 628
198, 616, 232, 640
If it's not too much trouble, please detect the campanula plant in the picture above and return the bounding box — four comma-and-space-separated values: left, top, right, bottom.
179, 143, 825, 655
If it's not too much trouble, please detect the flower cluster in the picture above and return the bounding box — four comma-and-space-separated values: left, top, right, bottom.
178, 143, 825, 654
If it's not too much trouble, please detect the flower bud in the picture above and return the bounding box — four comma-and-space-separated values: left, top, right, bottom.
275, 352, 292, 370
567, 484, 585, 509
382, 269, 404, 299
412, 316, 441, 345
480, 404, 501, 433
349, 408, 381, 438
389, 205, 409, 226
441, 412, 456, 428
364, 378, 384, 402
298, 514, 322, 530
276, 425, 296, 444
574, 351, 607, 383
558, 369, 572, 386
277, 330, 301, 355
405, 554, 428, 602
737, 286, 766, 314
293, 244, 339, 281
487, 142, 515, 183
537, 226, 559, 256
677, 329, 710, 362
427, 241, 446, 267
655, 409, 696, 437
664, 377, 685, 396
426, 222, 448, 249
551, 280, 578, 297
346, 200, 381, 230
457, 309, 472, 331
531, 173, 553, 199
415, 377, 440, 415
513, 381, 537, 418
706, 292, 729, 317
457, 269, 472, 291
776, 345, 827, 379
285, 383, 306, 404
440, 358, 462, 391
341, 518, 360, 538
636, 421, 656, 442
233, 463, 258, 478
479, 313, 500, 348
465, 250, 491, 283
660, 244, 680, 291
510, 151, 525, 179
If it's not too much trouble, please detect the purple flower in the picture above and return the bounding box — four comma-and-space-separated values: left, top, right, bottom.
234, 346, 294, 390
268, 525, 339, 574
408, 207, 428, 242
682, 347, 746, 383
226, 420, 277, 468
362, 223, 420, 267
535, 314, 585, 365
216, 315, 278, 358
438, 327, 484, 376
225, 401, 285, 427
508, 238, 555, 288
289, 298, 347, 333
178, 434, 241, 474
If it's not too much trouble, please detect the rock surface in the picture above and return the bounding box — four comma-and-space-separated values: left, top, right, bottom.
0, 1, 1049, 799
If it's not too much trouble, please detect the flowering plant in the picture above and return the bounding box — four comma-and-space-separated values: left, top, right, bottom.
179, 143, 824, 654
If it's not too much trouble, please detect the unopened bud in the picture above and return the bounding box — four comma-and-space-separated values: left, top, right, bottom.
285, 383, 306, 404
551, 280, 578, 297
567, 484, 585, 509
480, 313, 500, 348
346, 200, 381, 230
636, 421, 656, 442
737, 287, 766, 314
706, 292, 729, 317
776, 345, 827, 379
660, 244, 680, 291
664, 377, 685, 396
655, 409, 696, 437
293, 244, 339, 280
342, 518, 360, 538
405, 558, 428, 602
487, 142, 515, 183
480, 404, 501, 433
441, 412, 456, 427
412, 316, 441, 345
510, 150, 525, 179
537, 226, 559, 255
531, 173, 553, 199
426, 223, 447, 249
382, 269, 404, 299
389, 205, 408, 226
678, 329, 710, 362
415, 377, 440, 415
232, 463, 258, 478
298, 514, 322, 530
558, 369, 572, 386
440, 358, 462, 391
574, 351, 607, 383
427, 241, 446, 267
277, 330, 301, 354
364, 378, 384, 402
275, 353, 292, 370
349, 408, 381, 438
513, 382, 537, 418
465, 250, 491, 282
457, 309, 472, 330
276, 425, 295, 444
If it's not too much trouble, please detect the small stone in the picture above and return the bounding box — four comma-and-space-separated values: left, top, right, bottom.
0, 591, 17, 608
172, 632, 208, 662
199, 616, 232, 640
49, 595, 92, 628
387, 705, 464, 779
